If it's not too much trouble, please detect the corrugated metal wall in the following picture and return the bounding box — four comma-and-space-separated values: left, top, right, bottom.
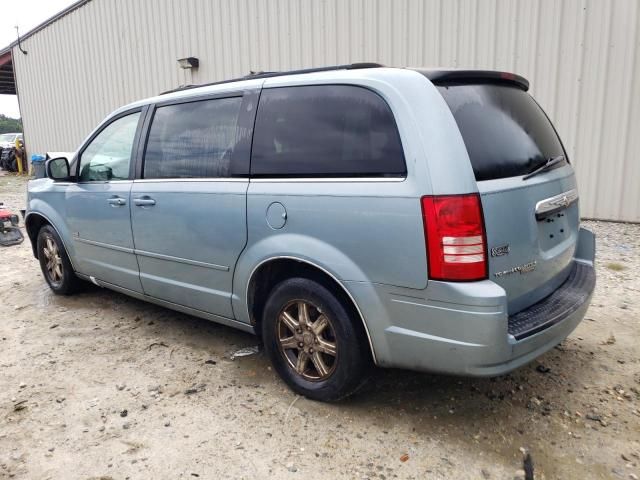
11, 0, 640, 221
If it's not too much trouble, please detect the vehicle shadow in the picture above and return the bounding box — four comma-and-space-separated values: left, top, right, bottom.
65, 284, 597, 442
348, 336, 598, 424
71, 282, 597, 418
340, 340, 599, 477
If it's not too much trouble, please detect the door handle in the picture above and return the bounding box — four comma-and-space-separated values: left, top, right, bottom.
133, 196, 156, 207
107, 196, 126, 207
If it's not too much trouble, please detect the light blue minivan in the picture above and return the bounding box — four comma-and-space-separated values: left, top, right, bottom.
26, 64, 595, 401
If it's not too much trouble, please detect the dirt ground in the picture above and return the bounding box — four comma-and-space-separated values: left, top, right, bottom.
1, 174, 638, 480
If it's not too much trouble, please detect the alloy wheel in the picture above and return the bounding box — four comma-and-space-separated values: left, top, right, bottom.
276, 300, 338, 381
42, 235, 63, 286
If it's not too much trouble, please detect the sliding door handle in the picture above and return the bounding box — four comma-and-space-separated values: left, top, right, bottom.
133, 197, 156, 207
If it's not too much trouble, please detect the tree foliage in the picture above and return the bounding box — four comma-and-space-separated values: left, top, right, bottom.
0, 115, 22, 134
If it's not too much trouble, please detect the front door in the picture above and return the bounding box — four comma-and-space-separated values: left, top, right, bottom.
130, 93, 253, 318
66, 110, 144, 292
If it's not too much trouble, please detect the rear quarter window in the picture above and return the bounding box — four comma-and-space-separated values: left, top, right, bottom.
250, 85, 406, 177
437, 84, 566, 181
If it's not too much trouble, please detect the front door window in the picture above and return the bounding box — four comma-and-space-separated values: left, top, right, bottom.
79, 112, 140, 181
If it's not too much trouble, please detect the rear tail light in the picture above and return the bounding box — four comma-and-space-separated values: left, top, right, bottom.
421, 194, 488, 281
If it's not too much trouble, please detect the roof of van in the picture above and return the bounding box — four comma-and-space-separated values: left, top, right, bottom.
159, 63, 530, 96
158, 63, 387, 95
112, 64, 530, 117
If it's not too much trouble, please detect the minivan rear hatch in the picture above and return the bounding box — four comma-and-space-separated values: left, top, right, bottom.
425, 70, 579, 314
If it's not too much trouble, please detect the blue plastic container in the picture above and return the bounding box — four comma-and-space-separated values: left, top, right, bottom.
31, 154, 46, 178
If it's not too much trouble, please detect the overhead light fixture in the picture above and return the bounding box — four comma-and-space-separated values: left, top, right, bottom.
177, 57, 199, 69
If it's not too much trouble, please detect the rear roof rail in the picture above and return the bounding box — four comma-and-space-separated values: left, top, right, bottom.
416, 69, 530, 91
160, 62, 385, 95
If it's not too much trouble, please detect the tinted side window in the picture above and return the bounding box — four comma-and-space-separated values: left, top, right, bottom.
143, 97, 243, 179
251, 85, 406, 177
79, 112, 141, 181
436, 84, 566, 181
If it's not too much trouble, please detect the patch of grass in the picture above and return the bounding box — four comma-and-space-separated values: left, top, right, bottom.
606, 262, 626, 272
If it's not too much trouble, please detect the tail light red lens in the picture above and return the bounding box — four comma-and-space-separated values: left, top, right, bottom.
421, 194, 488, 281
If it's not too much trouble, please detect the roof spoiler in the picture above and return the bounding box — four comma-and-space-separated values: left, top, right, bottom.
417, 69, 530, 91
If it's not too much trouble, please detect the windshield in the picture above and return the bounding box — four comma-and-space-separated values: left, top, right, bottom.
0, 134, 17, 143
436, 84, 566, 181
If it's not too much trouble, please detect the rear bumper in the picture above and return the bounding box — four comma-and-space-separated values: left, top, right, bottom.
349, 227, 596, 376
508, 262, 595, 340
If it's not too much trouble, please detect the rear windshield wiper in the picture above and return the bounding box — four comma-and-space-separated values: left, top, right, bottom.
523, 155, 566, 181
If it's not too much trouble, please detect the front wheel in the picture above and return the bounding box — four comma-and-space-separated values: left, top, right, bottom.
262, 277, 371, 401
37, 225, 81, 295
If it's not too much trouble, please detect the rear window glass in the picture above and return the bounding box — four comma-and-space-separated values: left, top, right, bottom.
437, 84, 565, 181
251, 85, 406, 177
143, 97, 242, 179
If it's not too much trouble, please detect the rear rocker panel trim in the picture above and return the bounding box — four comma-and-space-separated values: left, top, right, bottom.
82, 275, 256, 334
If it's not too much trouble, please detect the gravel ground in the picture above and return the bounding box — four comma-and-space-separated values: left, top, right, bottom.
1, 174, 639, 479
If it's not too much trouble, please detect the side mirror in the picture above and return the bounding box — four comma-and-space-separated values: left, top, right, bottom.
45, 157, 70, 181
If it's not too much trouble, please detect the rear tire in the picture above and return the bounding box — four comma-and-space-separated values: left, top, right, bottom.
37, 225, 81, 295
262, 277, 370, 401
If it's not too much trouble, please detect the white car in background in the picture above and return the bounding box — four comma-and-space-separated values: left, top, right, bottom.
0, 133, 23, 150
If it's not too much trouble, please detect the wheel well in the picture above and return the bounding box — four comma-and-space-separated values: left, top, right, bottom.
25, 214, 50, 258
247, 258, 374, 362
